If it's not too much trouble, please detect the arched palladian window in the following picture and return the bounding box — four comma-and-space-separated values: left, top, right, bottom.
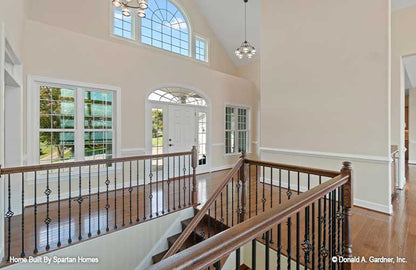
149, 88, 207, 106
141, 0, 190, 56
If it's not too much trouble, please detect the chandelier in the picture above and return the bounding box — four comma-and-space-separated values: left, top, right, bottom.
235, 0, 256, 59
112, 0, 149, 18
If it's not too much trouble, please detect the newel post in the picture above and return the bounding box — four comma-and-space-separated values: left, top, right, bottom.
239, 151, 248, 223
341, 161, 353, 269
191, 146, 198, 208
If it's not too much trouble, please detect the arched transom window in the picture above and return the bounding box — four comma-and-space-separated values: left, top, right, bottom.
149, 88, 207, 106
141, 0, 190, 56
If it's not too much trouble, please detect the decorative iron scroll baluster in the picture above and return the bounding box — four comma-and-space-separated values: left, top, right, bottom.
287, 171, 292, 200
97, 165, 101, 235
322, 194, 328, 269
183, 155, 186, 208
269, 167, 273, 243
220, 192, 224, 231
265, 230, 270, 270
88, 165, 92, 237
279, 169, 282, 204
106, 165, 110, 232
287, 217, 291, 270
114, 163, 118, 229
33, 171, 38, 253
129, 161, 133, 224
172, 156, 176, 211
68, 167, 72, 243
236, 173, 240, 224
78, 166, 83, 240
58, 168, 62, 244
337, 187, 341, 258
200, 215, 205, 239
45, 170, 51, 250
341, 185, 345, 259
122, 162, 125, 226
252, 239, 256, 270
302, 203, 311, 266
143, 160, 146, 220
149, 159, 153, 218
318, 195, 322, 269
136, 161, 140, 222
156, 158, 159, 216
329, 191, 332, 269
6, 174, 13, 261
21, 173, 25, 257
296, 211, 300, 269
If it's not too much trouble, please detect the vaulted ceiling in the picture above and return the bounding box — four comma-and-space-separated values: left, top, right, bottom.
194, 0, 416, 67
194, 0, 260, 66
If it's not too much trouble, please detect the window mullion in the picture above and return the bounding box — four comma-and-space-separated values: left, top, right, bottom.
75, 88, 85, 161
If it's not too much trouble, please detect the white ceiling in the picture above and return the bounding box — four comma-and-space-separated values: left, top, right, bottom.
194, 0, 261, 66
194, 0, 415, 67
392, 0, 416, 11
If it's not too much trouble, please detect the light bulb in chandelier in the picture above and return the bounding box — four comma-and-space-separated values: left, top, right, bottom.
112, 0, 122, 7
122, 7, 131, 16
137, 8, 146, 18
139, 0, 148, 9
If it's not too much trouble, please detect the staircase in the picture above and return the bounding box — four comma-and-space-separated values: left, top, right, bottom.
152, 212, 228, 264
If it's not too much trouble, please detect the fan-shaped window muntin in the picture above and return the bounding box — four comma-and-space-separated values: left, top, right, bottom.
141, 0, 190, 56
148, 88, 207, 107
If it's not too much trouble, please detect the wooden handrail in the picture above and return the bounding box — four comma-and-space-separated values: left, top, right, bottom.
0, 151, 193, 175
245, 158, 340, 178
149, 173, 349, 270
162, 157, 245, 260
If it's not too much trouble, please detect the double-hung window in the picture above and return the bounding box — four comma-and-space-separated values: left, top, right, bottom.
225, 106, 249, 154
39, 85, 115, 164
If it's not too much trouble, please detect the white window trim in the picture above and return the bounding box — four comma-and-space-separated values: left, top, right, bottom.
27, 76, 122, 166
194, 34, 209, 63
224, 103, 251, 156
109, 1, 215, 65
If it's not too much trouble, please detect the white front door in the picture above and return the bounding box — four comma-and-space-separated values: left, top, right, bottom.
168, 105, 196, 153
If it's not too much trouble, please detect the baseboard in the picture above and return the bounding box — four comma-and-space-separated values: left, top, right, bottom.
354, 199, 392, 215
210, 165, 233, 172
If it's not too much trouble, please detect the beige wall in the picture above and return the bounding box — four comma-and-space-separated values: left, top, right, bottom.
261, 0, 392, 213
0, 0, 27, 56
237, 60, 261, 92
25, 0, 237, 76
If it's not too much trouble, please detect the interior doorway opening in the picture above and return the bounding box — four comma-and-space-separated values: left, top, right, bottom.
147, 87, 209, 174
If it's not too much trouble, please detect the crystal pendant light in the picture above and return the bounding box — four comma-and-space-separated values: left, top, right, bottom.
112, 0, 148, 19
235, 0, 256, 60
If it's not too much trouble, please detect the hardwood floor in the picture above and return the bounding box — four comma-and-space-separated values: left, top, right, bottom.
4, 164, 416, 269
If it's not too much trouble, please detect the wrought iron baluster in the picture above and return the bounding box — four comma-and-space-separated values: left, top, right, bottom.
214, 200, 217, 234
341, 185, 345, 261
265, 230, 270, 270
252, 239, 256, 270
129, 161, 133, 224
287, 217, 291, 270
33, 171, 38, 253
226, 184, 229, 227
78, 166, 83, 240
255, 165, 258, 216
270, 167, 273, 243
178, 156, 181, 209
143, 160, 146, 220
188, 154, 191, 206
322, 194, 328, 269
237, 172, 240, 224
149, 159, 153, 218
329, 191, 332, 270
287, 170, 292, 200
122, 162, 125, 226
106, 165, 110, 232
114, 162, 118, 229
183, 155, 186, 208
88, 165, 92, 237
318, 195, 322, 269
262, 165, 265, 212
220, 192, 224, 231
231, 176, 234, 226
337, 187, 341, 261
45, 170, 51, 249
208, 208, 211, 238
97, 165, 101, 235
58, 168, 62, 245
312, 202, 316, 270
6, 174, 13, 261
249, 164, 251, 218
156, 157, 159, 216
296, 211, 300, 269
279, 169, 282, 204
167, 157, 171, 212
68, 167, 72, 244
21, 173, 25, 257
277, 223, 281, 270
162, 157, 165, 214
136, 160, 140, 222
214, 261, 221, 270
236, 248, 241, 269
